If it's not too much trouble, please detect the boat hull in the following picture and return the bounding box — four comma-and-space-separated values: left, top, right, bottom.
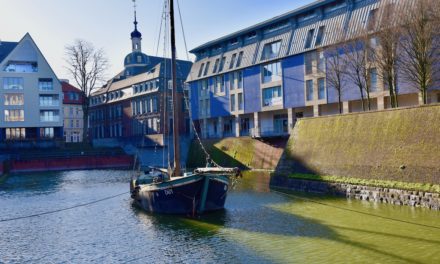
132, 174, 229, 215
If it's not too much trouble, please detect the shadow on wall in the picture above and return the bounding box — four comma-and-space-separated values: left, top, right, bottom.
271, 149, 330, 193
186, 137, 288, 170
186, 139, 250, 169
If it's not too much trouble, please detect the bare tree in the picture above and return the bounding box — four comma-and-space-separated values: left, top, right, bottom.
343, 33, 374, 111
326, 43, 347, 114
65, 39, 109, 143
399, 0, 440, 105
372, 2, 401, 108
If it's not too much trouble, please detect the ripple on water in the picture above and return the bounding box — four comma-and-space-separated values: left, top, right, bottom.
1, 170, 439, 264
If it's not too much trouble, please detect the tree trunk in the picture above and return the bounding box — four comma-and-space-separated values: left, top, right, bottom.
338, 90, 342, 114
360, 89, 366, 111
82, 97, 90, 144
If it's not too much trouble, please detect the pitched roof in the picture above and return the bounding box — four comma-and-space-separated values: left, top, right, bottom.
0, 41, 18, 63
61, 81, 82, 93
92, 58, 192, 96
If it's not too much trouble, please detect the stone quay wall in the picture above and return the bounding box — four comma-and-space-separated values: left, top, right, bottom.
270, 176, 440, 211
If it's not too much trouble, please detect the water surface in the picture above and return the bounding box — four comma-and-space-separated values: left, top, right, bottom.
0, 170, 439, 263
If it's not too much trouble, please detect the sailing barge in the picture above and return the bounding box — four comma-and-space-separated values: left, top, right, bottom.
130, 0, 240, 215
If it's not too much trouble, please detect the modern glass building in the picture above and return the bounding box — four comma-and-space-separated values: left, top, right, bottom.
187, 0, 440, 139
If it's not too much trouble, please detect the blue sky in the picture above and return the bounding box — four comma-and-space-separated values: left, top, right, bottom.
0, 0, 314, 81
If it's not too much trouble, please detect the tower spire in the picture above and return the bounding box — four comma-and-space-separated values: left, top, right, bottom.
133, 0, 138, 30
130, 0, 142, 52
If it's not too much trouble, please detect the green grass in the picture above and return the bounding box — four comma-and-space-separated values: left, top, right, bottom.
288, 173, 440, 193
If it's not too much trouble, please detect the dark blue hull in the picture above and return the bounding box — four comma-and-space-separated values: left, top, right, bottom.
132, 175, 229, 215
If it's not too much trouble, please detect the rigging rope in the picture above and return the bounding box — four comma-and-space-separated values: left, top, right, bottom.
155, 0, 166, 57
175, 0, 223, 168
0, 192, 128, 223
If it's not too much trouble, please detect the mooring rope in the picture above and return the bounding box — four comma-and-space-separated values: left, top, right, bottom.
0, 191, 128, 223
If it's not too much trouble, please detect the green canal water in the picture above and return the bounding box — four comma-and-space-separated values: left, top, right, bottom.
0, 170, 439, 263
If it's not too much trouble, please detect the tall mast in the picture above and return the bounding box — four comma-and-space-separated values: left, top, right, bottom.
170, 0, 180, 177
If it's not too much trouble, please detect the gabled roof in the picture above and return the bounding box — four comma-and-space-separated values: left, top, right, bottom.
61, 81, 82, 93
0, 41, 18, 63
92, 58, 192, 96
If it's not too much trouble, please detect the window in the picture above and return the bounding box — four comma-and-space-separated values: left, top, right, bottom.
70, 120, 74, 128
304, 29, 315, 49
3, 77, 23, 90
137, 55, 142, 63
199, 99, 205, 116
5, 128, 25, 139
213, 58, 220, 73
229, 53, 237, 69
315, 26, 325, 47
229, 73, 235, 90
4, 94, 24, 105
39, 95, 59, 106
263, 21, 290, 34
218, 57, 226, 72
4, 61, 37, 72
246, 31, 257, 40
305, 52, 315, 75
198, 63, 205, 77
369, 68, 378, 92
40, 110, 59, 122
306, 80, 314, 101
203, 61, 210, 76
318, 51, 325, 73
69, 92, 79, 101
262, 61, 282, 83
261, 40, 281, 60
318, 78, 326, 99
262, 86, 282, 107
200, 79, 208, 95
370, 37, 378, 48
153, 97, 158, 112
237, 71, 243, 89
39, 78, 53, 91
40, 128, 54, 138
215, 75, 225, 94
236, 51, 244, 67
136, 100, 141, 114
205, 99, 210, 115
367, 9, 378, 31
5, 109, 24, 121
230, 94, 236, 111
238, 93, 243, 110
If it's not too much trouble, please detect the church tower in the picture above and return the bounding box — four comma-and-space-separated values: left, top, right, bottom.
124, 0, 149, 77
131, 0, 142, 52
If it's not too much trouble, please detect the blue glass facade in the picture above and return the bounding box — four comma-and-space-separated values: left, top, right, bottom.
187, 0, 440, 138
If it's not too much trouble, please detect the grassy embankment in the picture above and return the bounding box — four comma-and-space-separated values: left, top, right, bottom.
282, 104, 440, 191
187, 137, 285, 170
